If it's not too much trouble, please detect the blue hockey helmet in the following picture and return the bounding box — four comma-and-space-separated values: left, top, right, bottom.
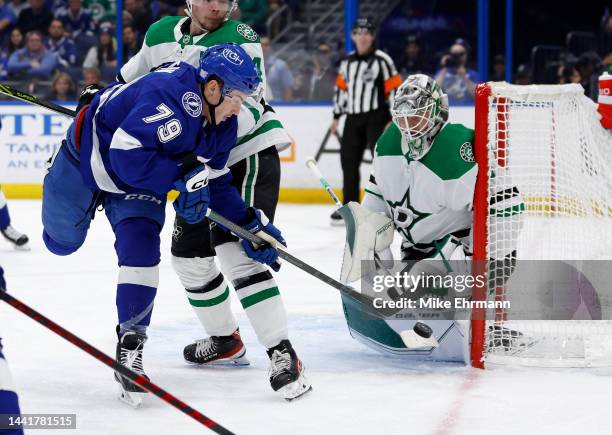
198, 43, 261, 97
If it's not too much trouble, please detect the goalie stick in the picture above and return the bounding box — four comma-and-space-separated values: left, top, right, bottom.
0, 83, 400, 318
0, 289, 234, 435
304, 157, 439, 349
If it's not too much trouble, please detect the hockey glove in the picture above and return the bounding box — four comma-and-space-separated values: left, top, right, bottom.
76, 84, 103, 112
241, 207, 286, 272
175, 154, 210, 193
173, 189, 210, 224
173, 160, 211, 224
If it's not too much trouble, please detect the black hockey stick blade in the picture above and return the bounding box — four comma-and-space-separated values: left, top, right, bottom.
0, 83, 76, 117
0, 290, 234, 435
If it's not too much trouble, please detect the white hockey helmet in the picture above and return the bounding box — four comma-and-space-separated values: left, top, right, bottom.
186, 0, 238, 26
391, 74, 449, 160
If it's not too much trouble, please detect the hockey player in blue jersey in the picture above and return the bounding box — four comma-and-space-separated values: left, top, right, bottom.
0, 266, 24, 435
40, 43, 293, 405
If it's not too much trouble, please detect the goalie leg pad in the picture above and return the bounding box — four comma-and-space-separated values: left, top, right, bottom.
338, 202, 395, 284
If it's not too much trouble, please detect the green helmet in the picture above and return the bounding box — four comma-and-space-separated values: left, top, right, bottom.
391, 74, 449, 160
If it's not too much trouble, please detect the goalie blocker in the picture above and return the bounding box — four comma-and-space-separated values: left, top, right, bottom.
337, 202, 470, 363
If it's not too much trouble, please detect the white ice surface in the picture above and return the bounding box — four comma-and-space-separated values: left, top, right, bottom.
1, 201, 611, 435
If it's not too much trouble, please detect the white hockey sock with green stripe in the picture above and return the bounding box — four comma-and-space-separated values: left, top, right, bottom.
217, 242, 288, 349
171, 255, 238, 337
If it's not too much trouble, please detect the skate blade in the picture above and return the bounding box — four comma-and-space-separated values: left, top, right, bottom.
118, 385, 146, 408
187, 355, 250, 367
279, 373, 312, 401
13, 243, 30, 251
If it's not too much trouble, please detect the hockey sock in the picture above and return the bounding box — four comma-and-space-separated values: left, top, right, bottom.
217, 242, 289, 349
114, 219, 161, 335
116, 267, 158, 335
172, 256, 238, 337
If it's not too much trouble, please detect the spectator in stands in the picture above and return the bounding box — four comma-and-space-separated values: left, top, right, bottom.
514, 64, 530, 85
45, 70, 76, 100
122, 10, 133, 28
7, 30, 58, 79
7, 27, 23, 54
397, 35, 430, 77
81, 65, 102, 90
260, 35, 293, 101
557, 64, 580, 84
0, 0, 17, 46
310, 42, 336, 101
491, 54, 505, 82
239, 0, 268, 35
122, 25, 140, 64
291, 61, 312, 101
435, 39, 479, 103
56, 0, 95, 40
124, 0, 151, 37
575, 51, 601, 100
45, 19, 76, 69
16, 0, 53, 35
83, 25, 116, 70
0, 53, 7, 79
6, 0, 26, 18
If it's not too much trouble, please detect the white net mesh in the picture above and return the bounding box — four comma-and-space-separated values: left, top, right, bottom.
478, 82, 612, 367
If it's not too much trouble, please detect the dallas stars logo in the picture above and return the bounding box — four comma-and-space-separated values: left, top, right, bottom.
387, 187, 430, 245
460, 142, 475, 163
237, 24, 258, 41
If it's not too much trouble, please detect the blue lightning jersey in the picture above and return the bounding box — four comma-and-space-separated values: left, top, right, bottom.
78, 62, 249, 224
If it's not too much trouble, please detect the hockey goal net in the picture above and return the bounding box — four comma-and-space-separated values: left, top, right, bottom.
470, 82, 612, 368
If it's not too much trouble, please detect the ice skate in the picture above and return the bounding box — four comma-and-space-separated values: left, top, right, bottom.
267, 340, 312, 401
1, 225, 30, 250
184, 329, 249, 366
115, 330, 149, 408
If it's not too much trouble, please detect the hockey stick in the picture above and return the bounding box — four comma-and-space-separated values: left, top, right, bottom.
305, 156, 342, 207
206, 209, 397, 317
0, 84, 397, 318
0, 83, 76, 117
0, 290, 234, 435
304, 158, 439, 349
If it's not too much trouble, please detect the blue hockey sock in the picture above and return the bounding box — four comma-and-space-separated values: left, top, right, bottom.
116, 279, 157, 335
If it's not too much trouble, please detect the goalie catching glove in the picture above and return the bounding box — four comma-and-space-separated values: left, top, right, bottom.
241, 208, 286, 272
173, 154, 210, 224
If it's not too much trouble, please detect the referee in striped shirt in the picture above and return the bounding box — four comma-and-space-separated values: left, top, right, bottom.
330, 17, 401, 225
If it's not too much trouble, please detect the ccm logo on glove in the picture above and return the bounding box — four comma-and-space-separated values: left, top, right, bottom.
184, 166, 210, 192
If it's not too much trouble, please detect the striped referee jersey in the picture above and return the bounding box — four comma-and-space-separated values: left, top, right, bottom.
333, 49, 401, 118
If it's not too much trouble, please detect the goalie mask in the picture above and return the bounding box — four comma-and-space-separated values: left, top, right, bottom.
391, 74, 449, 160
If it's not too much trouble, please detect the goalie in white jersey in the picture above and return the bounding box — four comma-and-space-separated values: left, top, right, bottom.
119, 0, 311, 400
338, 74, 522, 363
